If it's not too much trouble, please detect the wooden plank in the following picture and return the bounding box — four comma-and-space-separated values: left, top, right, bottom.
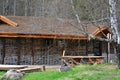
62, 56, 104, 65
88, 58, 94, 65
94, 58, 104, 65
0, 16, 18, 27
18, 67, 41, 72
0, 65, 28, 70
62, 56, 105, 58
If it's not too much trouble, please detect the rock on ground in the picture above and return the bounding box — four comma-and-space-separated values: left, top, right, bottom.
1, 69, 25, 80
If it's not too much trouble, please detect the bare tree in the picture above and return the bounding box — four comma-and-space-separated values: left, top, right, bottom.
109, 0, 120, 68
70, 0, 112, 42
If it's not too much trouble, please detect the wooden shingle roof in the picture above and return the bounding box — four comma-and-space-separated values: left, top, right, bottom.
0, 16, 111, 40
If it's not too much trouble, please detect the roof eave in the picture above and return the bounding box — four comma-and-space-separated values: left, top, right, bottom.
0, 33, 88, 40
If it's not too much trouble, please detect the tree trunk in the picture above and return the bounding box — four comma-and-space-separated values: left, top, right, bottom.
116, 44, 120, 68
109, 0, 119, 44
117, 53, 120, 68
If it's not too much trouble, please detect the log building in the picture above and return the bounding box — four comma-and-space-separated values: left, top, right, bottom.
0, 15, 111, 65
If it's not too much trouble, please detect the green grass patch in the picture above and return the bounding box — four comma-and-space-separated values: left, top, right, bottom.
0, 63, 120, 80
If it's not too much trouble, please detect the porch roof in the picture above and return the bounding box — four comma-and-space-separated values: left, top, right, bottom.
0, 16, 111, 40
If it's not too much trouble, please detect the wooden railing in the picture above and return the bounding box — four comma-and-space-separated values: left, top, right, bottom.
63, 49, 87, 56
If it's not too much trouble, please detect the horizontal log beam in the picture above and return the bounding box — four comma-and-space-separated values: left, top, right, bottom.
0, 15, 18, 27
0, 34, 88, 40
62, 56, 105, 58
92, 27, 112, 36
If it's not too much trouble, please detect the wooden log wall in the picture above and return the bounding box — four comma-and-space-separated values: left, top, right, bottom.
20, 39, 33, 65
65, 40, 91, 56
0, 38, 5, 64
0, 38, 100, 65
0, 38, 62, 65
1, 38, 6, 64
4, 38, 18, 65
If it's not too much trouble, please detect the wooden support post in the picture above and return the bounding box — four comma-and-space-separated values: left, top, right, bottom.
86, 40, 88, 56
62, 50, 66, 57
17, 38, 21, 65
2, 38, 6, 64
93, 40, 95, 56
106, 42, 109, 63
31, 38, 34, 65
42, 65, 46, 71
107, 33, 111, 62
99, 41, 102, 56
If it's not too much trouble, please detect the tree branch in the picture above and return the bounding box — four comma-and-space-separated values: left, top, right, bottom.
71, 0, 112, 42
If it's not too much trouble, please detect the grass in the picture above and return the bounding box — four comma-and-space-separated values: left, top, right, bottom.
0, 63, 120, 80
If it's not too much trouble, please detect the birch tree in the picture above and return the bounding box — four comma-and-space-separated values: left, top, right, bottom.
109, 0, 120, 44
109, 0, 120, 68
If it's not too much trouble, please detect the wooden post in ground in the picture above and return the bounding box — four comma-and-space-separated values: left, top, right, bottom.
42, 65, 46, 71
2, 38, 6, 64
